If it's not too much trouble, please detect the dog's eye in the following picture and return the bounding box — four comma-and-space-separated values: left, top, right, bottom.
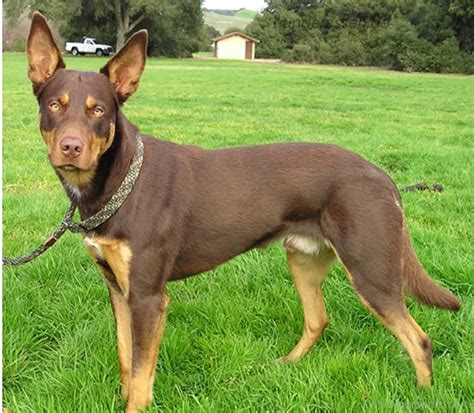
93, 106, 105, 117
49, 101, 60, 112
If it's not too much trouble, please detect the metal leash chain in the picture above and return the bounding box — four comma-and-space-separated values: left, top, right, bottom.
2, 135, 144, 266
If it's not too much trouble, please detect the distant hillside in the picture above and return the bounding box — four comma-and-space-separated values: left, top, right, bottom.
203, 9, 258, 34
234, 9, 258, 19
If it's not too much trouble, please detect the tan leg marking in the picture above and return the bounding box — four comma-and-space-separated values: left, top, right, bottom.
127, 295, 170, 413
84, 237, 134, 398
282, 247, 335, 362
108, 283, 133, 400
84, 236, 132, 298
351, 288, 433, 387
328, 241, 432, 387
382, 312, 432, 387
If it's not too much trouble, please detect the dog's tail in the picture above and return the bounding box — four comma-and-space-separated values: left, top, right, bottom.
401, 226, 460, 311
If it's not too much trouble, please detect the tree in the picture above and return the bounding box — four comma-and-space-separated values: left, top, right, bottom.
3, 0, 33, 23
198, 24, 220, 52
224, 26, 244, 35
4, 0, 205, 56
449, 0, 474, 52
247, 0, 473, 73
143, 0, 205, 57
207, 24, 221, 39
36, 0, 164, 51
246, 13, 286, 58
104, 0, 153, 50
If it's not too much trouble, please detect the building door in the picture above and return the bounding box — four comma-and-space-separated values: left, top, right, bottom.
245, 41, 253, 59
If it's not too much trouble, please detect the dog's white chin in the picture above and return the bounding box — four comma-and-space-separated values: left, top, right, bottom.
59, 165, 79, 172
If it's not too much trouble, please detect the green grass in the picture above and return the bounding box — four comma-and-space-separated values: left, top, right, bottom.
193, 51, 214, 58
234, 9, 259, 19
3, 53, 473, 412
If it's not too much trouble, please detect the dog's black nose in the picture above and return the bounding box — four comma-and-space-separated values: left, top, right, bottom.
60, 136, 84, 158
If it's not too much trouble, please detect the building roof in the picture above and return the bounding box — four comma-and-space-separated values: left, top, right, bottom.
213, 32, 260, 44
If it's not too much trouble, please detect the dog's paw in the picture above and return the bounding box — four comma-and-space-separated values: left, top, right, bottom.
276, 355, 296, 364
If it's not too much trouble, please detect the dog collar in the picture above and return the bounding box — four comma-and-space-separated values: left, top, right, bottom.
66, 135, 145, 233
2, 135, 144, 265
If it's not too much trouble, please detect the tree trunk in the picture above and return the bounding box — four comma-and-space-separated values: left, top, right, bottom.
116, 24, 127, 51
113, 0, 145, 52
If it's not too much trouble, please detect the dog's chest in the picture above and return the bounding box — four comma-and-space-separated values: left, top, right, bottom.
84, 235, 132, 297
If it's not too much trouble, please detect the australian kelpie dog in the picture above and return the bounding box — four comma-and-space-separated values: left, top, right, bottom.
26, 12, 459, 413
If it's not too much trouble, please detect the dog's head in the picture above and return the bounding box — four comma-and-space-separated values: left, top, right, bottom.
27, 12, 147, 188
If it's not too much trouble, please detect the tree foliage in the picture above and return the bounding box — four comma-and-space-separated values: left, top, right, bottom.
247, 0, 474, 73
143, 0, 205, 57
224, 26, 244, 35
4, 0, 205, 57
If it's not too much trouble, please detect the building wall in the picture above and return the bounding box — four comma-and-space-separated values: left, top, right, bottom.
250, 42, 255, 59
216, 36, 247, 60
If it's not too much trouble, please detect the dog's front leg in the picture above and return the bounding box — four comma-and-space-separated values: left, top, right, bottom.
126, 291, 169, 413
107, 284, 133, 401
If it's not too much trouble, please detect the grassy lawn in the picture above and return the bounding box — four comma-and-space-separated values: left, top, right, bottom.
203, 10, 254, 33
3, 52, 473, 412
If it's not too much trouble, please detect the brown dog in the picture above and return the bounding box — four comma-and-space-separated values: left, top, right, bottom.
26, 12, 459, 412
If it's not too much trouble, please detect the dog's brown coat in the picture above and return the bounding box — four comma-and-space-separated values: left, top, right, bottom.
26, 12, 460, 413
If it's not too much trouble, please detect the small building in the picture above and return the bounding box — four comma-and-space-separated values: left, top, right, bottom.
213, 32, 259, 60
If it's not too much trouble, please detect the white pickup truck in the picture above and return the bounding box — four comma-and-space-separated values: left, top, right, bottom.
65, 37, 113, 56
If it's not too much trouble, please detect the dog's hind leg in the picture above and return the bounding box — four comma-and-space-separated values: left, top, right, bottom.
379, 310, 432, 388
126, 292, 169, 413
319, 186, 434, 386
343, 265, 433, 388
281, 246, 336, 362
327, 226, 433, 386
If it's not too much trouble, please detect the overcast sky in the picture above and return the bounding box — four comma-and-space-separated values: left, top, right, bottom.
203, 0, 266, 11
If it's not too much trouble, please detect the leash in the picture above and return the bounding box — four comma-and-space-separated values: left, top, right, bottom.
2, 135, 144, 266
2, 203, 77, 266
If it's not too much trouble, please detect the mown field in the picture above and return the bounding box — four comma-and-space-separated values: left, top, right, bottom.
203, 10, 256, 33
3, 53, 473, 412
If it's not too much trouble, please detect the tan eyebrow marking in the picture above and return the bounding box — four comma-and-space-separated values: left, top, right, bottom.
86, 96, 96, 109
59, 93, 69, 106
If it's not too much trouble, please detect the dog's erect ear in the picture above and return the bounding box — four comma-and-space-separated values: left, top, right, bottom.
27, 11, 65, 95
100, 30, 148, 104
